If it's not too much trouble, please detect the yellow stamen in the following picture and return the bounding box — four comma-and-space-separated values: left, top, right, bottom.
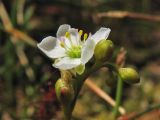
78, 30, 83, 36
65, 32, 70, 38
83, 33, 88, 41
60, 42, 65, 48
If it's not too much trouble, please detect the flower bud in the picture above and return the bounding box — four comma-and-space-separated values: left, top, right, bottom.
55, 79, 74, 103
118, 68, 140, 84
94, 39, 114, 61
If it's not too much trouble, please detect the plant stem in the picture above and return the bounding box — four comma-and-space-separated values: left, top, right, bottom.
70, 62, 118, 117
70, 62, 103, 112
63, 106, 72, 120
113, 75, 123, 118
130, 103, 160, 120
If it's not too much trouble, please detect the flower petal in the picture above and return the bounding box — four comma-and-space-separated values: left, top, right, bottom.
69, 28, 80, 46
56, 24, 71, 37
81, 38, 95, 64
58, 37, 72, 48
91, 27, 111, 44
53, 57, 81, 70
81, 28, 111, 64
37, 36, 66, 58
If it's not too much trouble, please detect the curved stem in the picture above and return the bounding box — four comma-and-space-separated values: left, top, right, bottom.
113, 75, 123, 118
67, 62, 118, 120
103, 62, 124, 118
70, 62, 103, 112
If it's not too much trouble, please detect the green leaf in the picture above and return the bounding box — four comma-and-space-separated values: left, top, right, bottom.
10, 0, 18, 26
24, 6, 35, 25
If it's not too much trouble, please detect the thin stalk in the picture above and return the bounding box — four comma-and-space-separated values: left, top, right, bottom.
60, 62, 118, 120
113, 75, 123, 118
70, 62, 118, 118
70, 62, 103, 114
63, 106, 72, 120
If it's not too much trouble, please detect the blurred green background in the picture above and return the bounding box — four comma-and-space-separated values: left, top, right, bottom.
0, 0, 160, 120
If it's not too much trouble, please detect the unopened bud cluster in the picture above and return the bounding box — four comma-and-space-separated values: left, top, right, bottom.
94, 39, 140, 84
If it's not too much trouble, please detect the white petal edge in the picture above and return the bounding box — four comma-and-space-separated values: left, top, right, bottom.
37, 36, 66, 58
56, 24, 71, 38
69, 28, 80, 46
81, 38, 95, 64
81, 28, 110, 64
53, 57, 81, 70
91, 27, 111, 44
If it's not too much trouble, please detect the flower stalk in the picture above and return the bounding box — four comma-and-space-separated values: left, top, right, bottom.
113, 75, 123, 118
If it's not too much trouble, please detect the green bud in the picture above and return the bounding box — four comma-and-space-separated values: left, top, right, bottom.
94, 39, 114, 61
55, 79, 74, 103
119, 68, 140, 84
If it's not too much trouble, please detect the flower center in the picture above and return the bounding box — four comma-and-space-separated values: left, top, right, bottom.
60, 30, 88, 58
66, 46, 81, 58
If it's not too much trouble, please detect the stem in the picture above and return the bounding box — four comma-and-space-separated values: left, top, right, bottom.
70, 62, 118, 117
63, 106, 72, 120
130, 103, 160, 120
61, 62, 118, 120
70, 62, 103, 112
113, 75, 123, 118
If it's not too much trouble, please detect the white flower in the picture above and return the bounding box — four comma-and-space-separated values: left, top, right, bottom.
37, 24, 110, 74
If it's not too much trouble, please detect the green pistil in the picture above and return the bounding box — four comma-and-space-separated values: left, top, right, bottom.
66, 46, 81, 58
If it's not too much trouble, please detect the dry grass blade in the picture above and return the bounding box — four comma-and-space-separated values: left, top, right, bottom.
116, 47, 127, 68
8, 28, 37, 47
85, 79, 126, 115
0, 1, 13, 30
17, 0, 25, 25
0, 1, 35, 80
11, 36, 35, 80
0, 1, 36, 47
97, 11, 160, 22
